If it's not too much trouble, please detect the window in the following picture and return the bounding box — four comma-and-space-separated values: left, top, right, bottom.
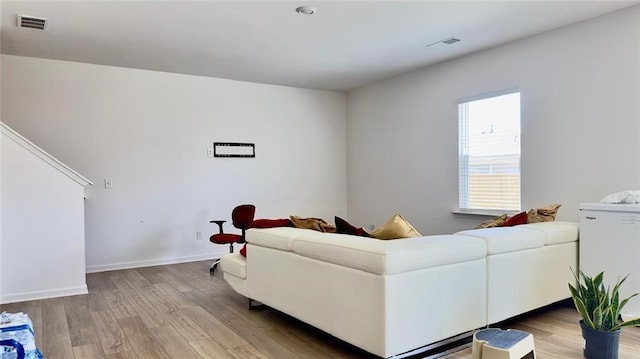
458, 91, 521, 212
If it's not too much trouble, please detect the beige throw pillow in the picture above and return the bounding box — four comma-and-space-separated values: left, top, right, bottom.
526, 203, 561, 223
368, 214, 422, 240
475, 214, 508, 229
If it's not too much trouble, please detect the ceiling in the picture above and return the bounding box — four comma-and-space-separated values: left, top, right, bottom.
1, 1, 638, 92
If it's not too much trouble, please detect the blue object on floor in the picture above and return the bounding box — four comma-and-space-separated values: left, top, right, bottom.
0, 312, 43, 359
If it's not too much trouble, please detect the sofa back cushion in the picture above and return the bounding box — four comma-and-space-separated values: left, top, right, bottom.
519, 221, 579, 245
292, 232, 486, 275
247, 227, 304, 251
247, 228, 487, 275
455, 227, 545, 255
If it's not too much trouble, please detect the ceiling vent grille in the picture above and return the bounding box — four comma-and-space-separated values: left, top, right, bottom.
17, 15, 48, 30
442, 37, 460, 45
425, 36, 461, 48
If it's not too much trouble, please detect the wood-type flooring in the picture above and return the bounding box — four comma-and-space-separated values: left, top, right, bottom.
1, 260, 638, 358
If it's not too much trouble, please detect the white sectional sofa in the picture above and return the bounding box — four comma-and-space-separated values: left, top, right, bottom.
220, 221, 579, 359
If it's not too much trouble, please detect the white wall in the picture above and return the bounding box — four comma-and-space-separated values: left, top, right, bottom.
1, 56, 347, 272
0, 54, 3, 296
1, 124, 89, 303
347, 6, 640, 234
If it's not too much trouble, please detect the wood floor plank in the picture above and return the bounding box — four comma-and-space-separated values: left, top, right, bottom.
166, 263, 225, 296
86, 286, 111, 313
274, 321, 364, 359
41, 297, 74, 359
134, 266, 168, 285
188, 338, 236, 359
90, 309, 133, 355
121, 269, 152, 288
72, 343, 107, 359
64, 294, 101, 347
136, 284, 177, 314
227, 344, 271, 359
116, 316, 171, 359
183, 289, 275, 336
162, 308, 210, 342
87, 271, 118, 292
153, 282, 198, 309
262, 327, 341, 358
152, 325, 204, 359
180, 305, 249, 348
104, 350, 139, 359
157, 271, 199, 292
231, 327, 301, 359
102, 289, 138, 320
111, 279, 170, 329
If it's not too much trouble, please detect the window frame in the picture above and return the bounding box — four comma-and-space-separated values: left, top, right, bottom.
457, 89, 522, 214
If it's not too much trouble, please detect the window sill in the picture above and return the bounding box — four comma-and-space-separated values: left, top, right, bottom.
451, 209, 519, 217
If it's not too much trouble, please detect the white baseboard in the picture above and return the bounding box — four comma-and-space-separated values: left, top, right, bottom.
0, 253, 225, 303
0, 285, 88, 304
85, 252, 226, 273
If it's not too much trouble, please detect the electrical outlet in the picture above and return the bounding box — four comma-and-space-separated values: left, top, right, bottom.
368, 224, 375, 231
207, 148, 214, 157
196, 231, 203, 240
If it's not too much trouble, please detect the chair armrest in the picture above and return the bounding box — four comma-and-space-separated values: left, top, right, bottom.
209, 220, 226, 234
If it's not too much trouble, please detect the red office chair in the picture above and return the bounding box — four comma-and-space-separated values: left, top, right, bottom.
209, 204, 256, 274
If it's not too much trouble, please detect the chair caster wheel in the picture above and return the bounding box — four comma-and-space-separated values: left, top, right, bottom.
210, 263, 218, 275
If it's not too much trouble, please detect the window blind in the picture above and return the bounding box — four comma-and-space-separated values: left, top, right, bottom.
458, 92, 521, 211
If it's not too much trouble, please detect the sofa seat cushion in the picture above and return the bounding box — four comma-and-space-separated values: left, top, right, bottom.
455, 227, 545, 255
220, 253, 247, 279
519, 221, 579, 245
291, 231, 487, 275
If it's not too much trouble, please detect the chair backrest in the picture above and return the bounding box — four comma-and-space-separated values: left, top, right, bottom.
231, 204, 256, 230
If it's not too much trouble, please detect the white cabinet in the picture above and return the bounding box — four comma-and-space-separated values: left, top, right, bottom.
579, 203, 640, 321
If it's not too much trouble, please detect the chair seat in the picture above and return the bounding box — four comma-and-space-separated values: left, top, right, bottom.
210, 233, 242, 244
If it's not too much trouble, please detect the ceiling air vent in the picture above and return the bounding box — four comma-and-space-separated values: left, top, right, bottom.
17, 15, 48, 30
442, 37, 461, 45
425, 36, 461, 49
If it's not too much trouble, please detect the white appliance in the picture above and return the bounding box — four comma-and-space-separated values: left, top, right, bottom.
579, 203, 640, 321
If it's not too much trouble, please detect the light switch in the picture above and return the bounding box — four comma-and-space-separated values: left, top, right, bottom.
104, 179, 113, 189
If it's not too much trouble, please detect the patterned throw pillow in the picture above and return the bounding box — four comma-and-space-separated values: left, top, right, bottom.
290, 216, 336, 233
526, 204, 562, 223
475, 214, 508, 229
368, 214, 421, 240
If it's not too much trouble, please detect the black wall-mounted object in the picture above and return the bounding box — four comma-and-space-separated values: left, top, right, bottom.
214, 142, 255, 158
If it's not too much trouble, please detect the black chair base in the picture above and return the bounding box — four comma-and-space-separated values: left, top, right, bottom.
210, 258, 221, 274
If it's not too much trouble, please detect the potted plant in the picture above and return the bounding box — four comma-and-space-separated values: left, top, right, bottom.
568, 269, 640, 359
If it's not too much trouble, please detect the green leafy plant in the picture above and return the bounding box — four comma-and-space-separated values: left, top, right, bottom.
568, 269, 640, 331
